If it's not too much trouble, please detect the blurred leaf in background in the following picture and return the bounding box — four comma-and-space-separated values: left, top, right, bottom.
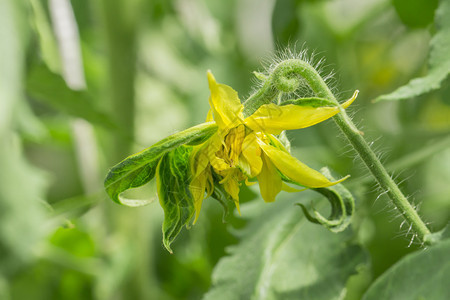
205, 194, 368, 300
0, 0, 48, 287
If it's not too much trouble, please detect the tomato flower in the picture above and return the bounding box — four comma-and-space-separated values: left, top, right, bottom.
189, 71, 357, 222
105, 70, 357, 252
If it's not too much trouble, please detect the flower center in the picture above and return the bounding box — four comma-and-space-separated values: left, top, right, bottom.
222, 124, 246, 167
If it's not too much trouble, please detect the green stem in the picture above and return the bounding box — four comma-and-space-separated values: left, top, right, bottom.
243, 79, 277, 117
244, 59, 432, 244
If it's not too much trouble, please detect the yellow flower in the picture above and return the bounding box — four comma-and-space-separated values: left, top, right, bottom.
190, 71, 358, 223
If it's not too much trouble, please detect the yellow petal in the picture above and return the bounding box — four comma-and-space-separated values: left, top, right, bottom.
207, 71, 244, 130
245, 178, 257, 186
259, 142, 346, 188
282, 183, 306, 193
207, 133, 230, 172
206, 109, 214, 122
190, 171, 208, 224
190, 145, 214, 224
245, 103, 339, 134
244, 91, 358, 135
225, 124, 245, 165
256, 153, 282, 202
341, 90, 359, 109
191, 145, 210, 177
266, 134, 289, 153
239, 132, 262, 177
221, 170, 242, 215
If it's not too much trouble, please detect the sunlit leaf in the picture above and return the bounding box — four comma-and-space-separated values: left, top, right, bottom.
204, 196, 368, 300
157, 146, 195, 253
362, 238, 450, 300
105, 122, 217, 206
375, 0, 450, 101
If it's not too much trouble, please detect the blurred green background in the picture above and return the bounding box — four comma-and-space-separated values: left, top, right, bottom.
1, 0, 449, 299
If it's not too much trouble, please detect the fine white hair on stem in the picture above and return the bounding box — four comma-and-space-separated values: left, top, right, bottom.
339, 143, 356, 158
407, 234, 417, 247
391, 169, 411, 186
399, 219, 407, 229
372, 189, 389, 208
250, 45, 338, 101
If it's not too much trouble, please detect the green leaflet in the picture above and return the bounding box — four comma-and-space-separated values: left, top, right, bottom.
297, 168, 355, 233
375, 0, 450, 102
104, 122, 217, 206
157, 146, 195, 253
204, 197, 368, 300
362, 237, 450, 300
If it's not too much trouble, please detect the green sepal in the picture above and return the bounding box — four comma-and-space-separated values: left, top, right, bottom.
252, 71, 268, 82
104, 122, 217, 206
157, 146, 195, 253
281, 97, 337, 108
296, 168, 355, 233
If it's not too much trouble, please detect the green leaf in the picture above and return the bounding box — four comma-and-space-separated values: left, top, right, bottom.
26, 63, 114, 128
204, 196, 368, 300
104, 122, 217, 206
362, 238, 450, 300
375, 0, 450, 102
392, 0, 438, 29
297, 168, 355, 233
157, 146, 195, 253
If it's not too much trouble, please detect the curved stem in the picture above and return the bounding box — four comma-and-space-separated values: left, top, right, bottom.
242, 80, 278, 117
244, 59, 432, 244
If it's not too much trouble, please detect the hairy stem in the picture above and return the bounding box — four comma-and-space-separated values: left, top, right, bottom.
244, 59, 432, 244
